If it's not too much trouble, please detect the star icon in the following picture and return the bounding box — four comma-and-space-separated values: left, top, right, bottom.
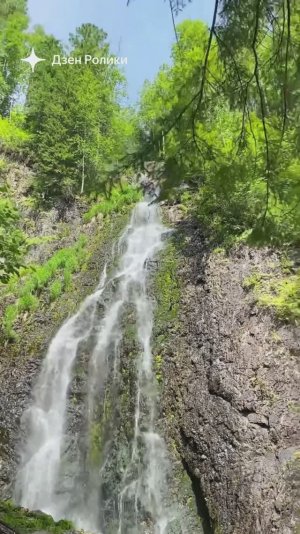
21, 48, 45, 72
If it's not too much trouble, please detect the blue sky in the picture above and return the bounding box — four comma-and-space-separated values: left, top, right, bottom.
28, 0, 215, 103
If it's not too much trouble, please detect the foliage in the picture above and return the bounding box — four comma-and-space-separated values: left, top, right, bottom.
0, 115, 30, 152
137, 10, 300, 248
18, 291, 39, 312
3, 303, 18, 339
0, 194, 26, 283
49, 279, 63, 301
258, 272, 300, 321
83, 183, 141, 223
2, 235, 87, 339
24, 24, 134, 202
0, 9, 139, 288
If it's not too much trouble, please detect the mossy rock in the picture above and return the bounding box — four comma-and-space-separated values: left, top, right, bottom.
0, 501, 74, 534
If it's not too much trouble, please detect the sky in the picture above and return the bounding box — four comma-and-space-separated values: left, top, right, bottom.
28, 0, 215, 104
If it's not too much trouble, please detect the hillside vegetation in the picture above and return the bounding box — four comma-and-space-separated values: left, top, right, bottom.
0, 0, 299, 325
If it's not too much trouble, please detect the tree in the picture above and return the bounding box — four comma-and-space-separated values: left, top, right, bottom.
0, 0, 29, 116
137, 6, 300, 246
25, 23, 125, 202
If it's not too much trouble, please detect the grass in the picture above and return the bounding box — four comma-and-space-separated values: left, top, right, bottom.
18, 293, 39, 313
243, 269, 300, 323
2, 235, 88, 339
3, 304, 19, 340
26, 235, 57, 246
0, 157, 8, 174
0, 500, 73, 534
83, 183, 141, 223
0, 117, 30, 152
49, 280, 63, 301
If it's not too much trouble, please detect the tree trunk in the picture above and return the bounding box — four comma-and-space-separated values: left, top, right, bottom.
80, 153, 85, 195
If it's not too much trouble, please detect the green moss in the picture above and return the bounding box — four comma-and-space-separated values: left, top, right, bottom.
0, 501, 73, 534
288, 402, 300, 414
152, 241, 180, 388
280, 254, 294, 273
258, 272, 300, 322
243, 268, 300, 323
63, 269, 72, 290
212, 247, 226, 255
124, 322, 137, 342
270, 330, 282, 343
89, 421, 103, 466
242, 271, 266, 290
154, 242, 180, 329
89, 393, 113, 467
0, 157, 8, 173
154, 354, 163, 383
250, 376, 278, 404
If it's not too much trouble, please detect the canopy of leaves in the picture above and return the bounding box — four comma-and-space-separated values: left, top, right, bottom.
24, 23, 135, 202
137, 3, 300, 247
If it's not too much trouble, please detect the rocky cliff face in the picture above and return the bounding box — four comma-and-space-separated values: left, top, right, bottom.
159, 213, 300, 534
0, 181, 299, 534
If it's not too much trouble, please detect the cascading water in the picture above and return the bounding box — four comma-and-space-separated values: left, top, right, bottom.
15, 197, 180, 534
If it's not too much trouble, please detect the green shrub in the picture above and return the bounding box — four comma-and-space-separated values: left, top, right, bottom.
2, 235, 88, 339
259, 272, 300, 321
63, 269, 72, 290
0, 117, 30, 152
3, 304, 18, 339
0, 198, 26, 283
49, 280, 62, 301
31, 265, 53, 290
18, 292, 39, 312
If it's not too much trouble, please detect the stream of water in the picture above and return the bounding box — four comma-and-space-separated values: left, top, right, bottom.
15, 199, 178, 534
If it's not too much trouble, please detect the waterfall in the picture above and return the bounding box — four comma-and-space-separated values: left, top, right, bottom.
15, 199, 177, 534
